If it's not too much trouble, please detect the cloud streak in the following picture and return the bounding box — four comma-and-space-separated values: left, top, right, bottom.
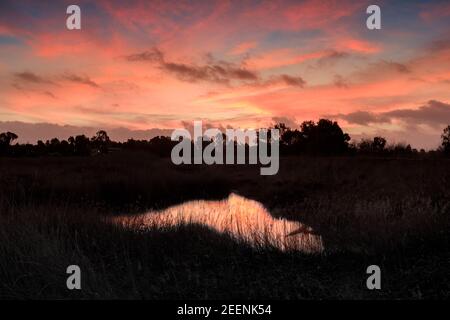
12, 71, 99, 88
332, 100, 450, 127
125, 48, 306, 87
62, 73, 100, 88
14, 72, 54, 85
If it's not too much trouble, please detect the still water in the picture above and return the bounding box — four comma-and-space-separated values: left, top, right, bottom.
115, 193, 323, 253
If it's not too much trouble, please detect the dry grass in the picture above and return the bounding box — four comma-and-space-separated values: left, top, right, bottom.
0, 153, 449, 299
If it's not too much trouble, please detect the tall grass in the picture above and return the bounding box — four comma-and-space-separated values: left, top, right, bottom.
0, 153, 449, 298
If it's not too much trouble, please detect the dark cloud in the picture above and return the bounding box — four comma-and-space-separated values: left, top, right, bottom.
333, 74, 349, 88
124, 48, 164, 63
125, 48, 258, 84
125, 48, 305, 87
162, 61, 258, 84
11, 83, 25, 91
331, 100, 450, 126
369, 60, 411, 74
383, 100, 450, 125
272, 116, 298, 128
62, 73, 99, 88
13, 71, 99, 88
316, 50, 349, 67
352, 59, 412, 83
331, 111, 389, 125
428, 38, 450, 53
381, 60, 410, 73
14, 71, 54, 84
43, 91, 56, 99
277, 75, 306, 87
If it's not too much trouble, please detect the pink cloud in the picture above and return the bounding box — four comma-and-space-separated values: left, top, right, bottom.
339, 38, 382, 54
282, 0, 365, 30
229, 41, 258, 55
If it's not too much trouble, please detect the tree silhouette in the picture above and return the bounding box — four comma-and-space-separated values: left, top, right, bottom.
372, 136, 387, 152
441, 125, 450, 155
0, 132, 18, 154
313, 119, 350, 154
91, 130, 110, 154
0, 132, 18, 146
297, 119, 350, 154
68, 135, 91, 156
0, 122, 445, 158
148, 136, 176, 157
275, 123, 302, 153
274, 119, 350, 155
47, 138, 61, 154
358, 136, 387, 154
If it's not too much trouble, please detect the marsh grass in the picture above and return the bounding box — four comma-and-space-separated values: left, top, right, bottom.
0, 153, 449, 299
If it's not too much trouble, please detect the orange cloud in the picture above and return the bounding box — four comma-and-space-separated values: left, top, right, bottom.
230, 41, 258, 55
339, 38, 381, 54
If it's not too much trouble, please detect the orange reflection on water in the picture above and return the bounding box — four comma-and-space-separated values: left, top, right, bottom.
115, 193, 323, 253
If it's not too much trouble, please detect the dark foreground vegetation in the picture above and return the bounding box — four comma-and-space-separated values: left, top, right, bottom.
0, 151, 449, 299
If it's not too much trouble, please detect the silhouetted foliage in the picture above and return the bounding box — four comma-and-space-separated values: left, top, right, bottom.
91, 130, 110, 154
357, 136, 416, 157
120, 136, 178, 157
388, 142, 413, 156
441, 125, 450, 156
0, 122, 448, 158
0, 132, 18, 146
358, 136, 387, 154
70, 135, 91, 156
372, 136, 387, 152
275, 119, 350, 155
0, 132, 18, 155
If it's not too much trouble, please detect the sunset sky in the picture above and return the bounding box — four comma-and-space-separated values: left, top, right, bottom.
1, 0, 450, 148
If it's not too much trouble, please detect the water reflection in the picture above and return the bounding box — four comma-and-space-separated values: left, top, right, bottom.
115, 193, 323, 253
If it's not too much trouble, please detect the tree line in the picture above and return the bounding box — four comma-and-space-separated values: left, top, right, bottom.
1, 119, 450, 157
0, 130, 176, 157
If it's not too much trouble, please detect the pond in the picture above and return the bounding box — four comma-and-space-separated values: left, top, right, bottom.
114, 193, 323, 253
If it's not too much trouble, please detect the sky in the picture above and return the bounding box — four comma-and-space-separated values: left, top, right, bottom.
0, 0, 450, 149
